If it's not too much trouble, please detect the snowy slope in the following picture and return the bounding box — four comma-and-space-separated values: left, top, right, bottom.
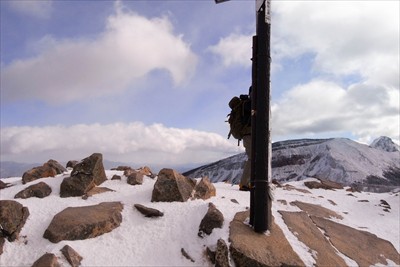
0, 171, 399, 266
185, 138, 400, 192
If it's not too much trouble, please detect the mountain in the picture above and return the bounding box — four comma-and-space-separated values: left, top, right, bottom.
184, 137, 400, 192
370, 136, 400, 152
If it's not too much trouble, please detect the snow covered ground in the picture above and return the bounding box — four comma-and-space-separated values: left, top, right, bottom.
1, 170, 399, 266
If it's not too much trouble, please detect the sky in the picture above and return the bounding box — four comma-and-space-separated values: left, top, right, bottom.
1, 174, 399, 266
1, 0, 399, 168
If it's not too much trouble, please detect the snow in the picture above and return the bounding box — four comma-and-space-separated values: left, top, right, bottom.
1, 172, 399, 266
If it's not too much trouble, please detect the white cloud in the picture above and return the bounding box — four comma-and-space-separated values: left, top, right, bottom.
7, 0, 53, 19
273, 1, 399, 87
0, 123, 241, 166
208, 34, 252, 68
1, 5, 197, 104
272, 80, 399, 144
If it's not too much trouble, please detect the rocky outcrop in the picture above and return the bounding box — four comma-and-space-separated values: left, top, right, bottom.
279, 211, 347, 266
43, 202, 123, 243
229, 211, 304, 267
134, 204, 164, 218
198, 203, 224, 237
14, 182, 52, 199
193, 176, 216, 200
0, 200, 30, 242
151, 168, 195, 202
22, 159, 66, 184
60, 153, 107, 197
32, 253, 60, 267
60, 245, 83, 267
311, 216, 400, 266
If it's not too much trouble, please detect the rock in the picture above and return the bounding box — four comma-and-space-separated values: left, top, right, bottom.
112, 166, 133, 171
193, 176, 216, 200
0, 180, 12, 190
229, 211, 304, 267
134, 204, 164, 217
71, 153, 107, 185
127, 171, 144, 185
206, 247, 216, 264
14, 182, 52, 199
181, 248, 195, 263
46, 159, 67, 174
151, 168, 195, 202
43, 202, 123, 243
66, 160, 79, 169
305, 178, 344, 190
138, 166, 153, 176
32, 253, 60, 267
311, 215, 400, 266
215, 239, 230, 267
82, 187, 115, 199
198, 203, 224, 237
111, 175, 121, 180
22, 163, 57, 184
279, 211, 347, 266
60, 153, 107, 197
0, 200, 30, 241
0, 236, 4, 255
60, 245, 83, 267
291, 201, 344, 220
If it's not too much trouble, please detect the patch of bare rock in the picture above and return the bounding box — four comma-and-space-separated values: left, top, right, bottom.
229, 210, 305, 267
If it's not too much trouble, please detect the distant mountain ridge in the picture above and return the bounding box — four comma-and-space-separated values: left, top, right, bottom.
184, 137, 400, 192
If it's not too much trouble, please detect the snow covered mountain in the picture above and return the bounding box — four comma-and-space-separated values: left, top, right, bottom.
370, 136, 400, 152
184, 137, 400, 192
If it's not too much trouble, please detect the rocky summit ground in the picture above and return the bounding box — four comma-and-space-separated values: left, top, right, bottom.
0, 167, 399, 266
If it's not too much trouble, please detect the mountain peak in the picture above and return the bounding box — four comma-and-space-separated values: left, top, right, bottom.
370, 136, 400, 152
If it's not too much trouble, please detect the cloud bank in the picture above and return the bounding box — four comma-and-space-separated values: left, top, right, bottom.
209, 1, 399, 144
1, 4, 197, 104
0, 123, 241, 166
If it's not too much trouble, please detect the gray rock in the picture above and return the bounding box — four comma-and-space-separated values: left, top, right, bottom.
43, 202, 123, 243
14, 182, 52, 199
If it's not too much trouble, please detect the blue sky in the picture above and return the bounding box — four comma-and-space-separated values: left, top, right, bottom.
1, 0, 399, 168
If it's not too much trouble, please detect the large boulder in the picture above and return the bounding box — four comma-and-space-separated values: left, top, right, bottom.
14, 182, 52, 199
151, 168, 195, 202
0, 200, 30, 242
22, 162, 57, 184
193, 176, 216, 200
198, 203, 224, 237
60, 153, 107, 197
43, 202, 123, 243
